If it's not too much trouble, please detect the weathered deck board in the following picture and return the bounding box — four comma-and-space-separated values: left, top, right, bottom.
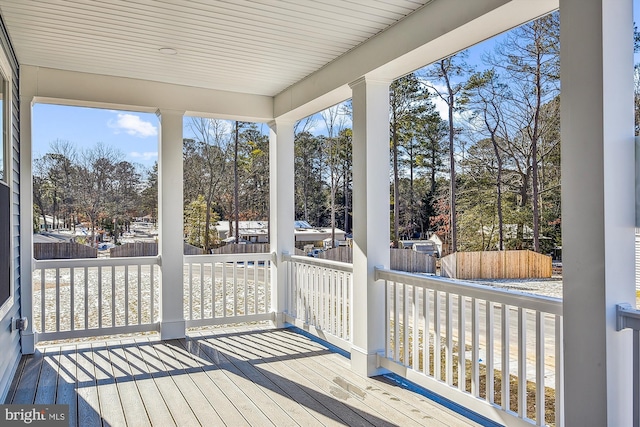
106, 342, 152, 427
92, 343, 128, 427
170, 339, 250, 427
10, 350, 43, 404
140, 339, 201, 427
53, 345, 78, 427
121, 339, 176, 427
241, 331, 426, 426
34, 347, 58, 404
155, 340, 226, 426
201, 334, 375, 426
182, 336, 323, 427
74, 343, 102, 427
4, 327, 482, 427
214, 329, 401, 427
187, 333, 343, 426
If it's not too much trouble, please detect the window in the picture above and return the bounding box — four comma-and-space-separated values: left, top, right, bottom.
0, 71, 10, 313
0, 73, 4, 183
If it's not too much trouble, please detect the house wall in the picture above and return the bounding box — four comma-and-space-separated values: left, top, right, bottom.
0, 12, 21, 402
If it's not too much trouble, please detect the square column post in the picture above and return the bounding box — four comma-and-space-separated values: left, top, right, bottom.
157, 109, 186, 340
560, 0, 635, 425
269, 119, 295, 327
350, 76, 391, 377
19, 96, 36, 353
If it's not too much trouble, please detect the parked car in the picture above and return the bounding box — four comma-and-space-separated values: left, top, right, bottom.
307, 248, 324, 257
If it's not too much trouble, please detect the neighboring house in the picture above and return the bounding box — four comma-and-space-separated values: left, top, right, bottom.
216, 220, 347, 248
36, 214, 53, 231
32, 232, 75, 244
479, 224, 552, 249
428, 233, 446, 257
217, 221, 269, 243
481, 223, 535, 240
294, 220, 346, 248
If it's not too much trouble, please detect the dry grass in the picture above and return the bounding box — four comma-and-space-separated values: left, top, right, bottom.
394, 332, 557, 426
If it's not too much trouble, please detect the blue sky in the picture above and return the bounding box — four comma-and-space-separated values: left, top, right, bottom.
32, 105, 274, 170
33, 104, 160, 169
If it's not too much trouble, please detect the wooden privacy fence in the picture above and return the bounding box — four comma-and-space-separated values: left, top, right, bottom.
440, 250, 552, 279
390, 248, 436, 273
110, 242, 158, 257
212, 243, 270, 254
34, 242, 97, 260
319, 247, 436, 274
318, 247, 353, 263
109, 242, 205, 257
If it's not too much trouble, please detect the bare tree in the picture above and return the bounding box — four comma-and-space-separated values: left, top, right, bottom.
321, 103, 349, 247
185, 117, 232, 250
76, 142, 124, 246
421, 52, 473, 253
465, 69, 508, 250
484, 12, 559, 251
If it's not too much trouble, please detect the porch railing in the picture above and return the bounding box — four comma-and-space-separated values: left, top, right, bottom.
183, 253, 273, 327
375, 267, 563, 427
616, 303, 640, 427
283, 253, 353, 351
33, 256, 160, 341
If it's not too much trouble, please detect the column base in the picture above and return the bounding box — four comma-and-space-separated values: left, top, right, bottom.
160, 319, 186, 340
350, 345, 387, 377
20, 330, 37, 355
270, 311, 286, 329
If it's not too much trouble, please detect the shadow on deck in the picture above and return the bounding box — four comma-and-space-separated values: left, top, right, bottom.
5, 327, 481, 426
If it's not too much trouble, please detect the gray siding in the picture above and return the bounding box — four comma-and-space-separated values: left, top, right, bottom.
0, 11, 21, 403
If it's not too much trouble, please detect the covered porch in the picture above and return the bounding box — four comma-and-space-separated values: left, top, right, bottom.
6, 327, 479, 427
0, 0, 637, 426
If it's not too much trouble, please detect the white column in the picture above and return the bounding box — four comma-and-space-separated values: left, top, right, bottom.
157, 109, 186, 340
560, 0, 634, 425
269, 119, 295, 327
19, 96, 35, 353
350, 76, 390, 377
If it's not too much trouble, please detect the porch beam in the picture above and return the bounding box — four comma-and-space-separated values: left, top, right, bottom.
157, 109, 186, 340
560, 0, 635, 425
21, 65, 273, 122
350, 76, 391, 377
268, 119, 295, 327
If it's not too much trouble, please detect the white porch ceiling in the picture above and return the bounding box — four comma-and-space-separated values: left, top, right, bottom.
0, 0, 429, 97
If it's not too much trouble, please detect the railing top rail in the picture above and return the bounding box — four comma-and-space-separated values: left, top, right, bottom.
617, 303, 640, 331
184, 252, 273, 263
33, 255, 160, 269
375, 267, 562, 315
284, 253, 354, 273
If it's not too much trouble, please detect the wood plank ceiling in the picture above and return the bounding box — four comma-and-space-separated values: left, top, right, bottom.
0, 0, 429, 97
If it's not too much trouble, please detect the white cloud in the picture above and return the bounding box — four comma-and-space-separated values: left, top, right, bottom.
129, 151, 158, 161
109, 113, 157, 138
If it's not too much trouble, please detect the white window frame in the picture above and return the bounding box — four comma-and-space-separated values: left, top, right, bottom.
0, 48, 14, 320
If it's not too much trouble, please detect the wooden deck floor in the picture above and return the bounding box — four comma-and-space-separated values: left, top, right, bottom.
5, 327, 480, 427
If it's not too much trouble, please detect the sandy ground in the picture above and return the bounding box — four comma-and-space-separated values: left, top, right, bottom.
468, 276, 563, 299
